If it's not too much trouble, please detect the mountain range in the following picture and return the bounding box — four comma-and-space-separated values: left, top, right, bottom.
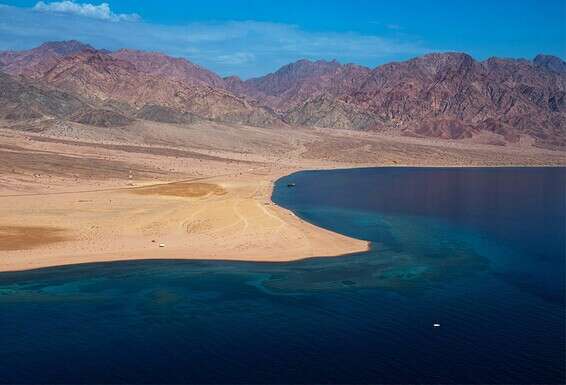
1, 40, 564, 148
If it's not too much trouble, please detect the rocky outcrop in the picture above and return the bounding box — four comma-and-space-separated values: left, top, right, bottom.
135, 104, 198, 124
285, 93, 382, 130
70, 109, 133, 127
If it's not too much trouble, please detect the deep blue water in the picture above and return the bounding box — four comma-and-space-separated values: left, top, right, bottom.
1, 167, 564, 384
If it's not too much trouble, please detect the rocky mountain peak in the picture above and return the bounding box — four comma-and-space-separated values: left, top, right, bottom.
110, 48, 225, 88
36, 40, 95, 56
534, 54, 566, 73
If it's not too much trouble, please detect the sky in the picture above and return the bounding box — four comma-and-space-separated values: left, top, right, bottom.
0, 0, 564, 78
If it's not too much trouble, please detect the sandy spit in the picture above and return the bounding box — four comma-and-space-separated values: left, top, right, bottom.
0, 173, 369, 273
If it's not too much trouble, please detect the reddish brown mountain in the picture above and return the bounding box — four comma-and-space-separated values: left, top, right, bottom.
348, 53, 566, 146
1, 43, 282, 127
1, 41, 564, 148
43, 50, 282, 126
230, 53, 565, 147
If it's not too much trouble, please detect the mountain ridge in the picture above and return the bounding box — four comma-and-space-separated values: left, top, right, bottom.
1, 41, 564, 148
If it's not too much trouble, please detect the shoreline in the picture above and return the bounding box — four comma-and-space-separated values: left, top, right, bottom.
2, 164, 566, 273
0, 170, 370, 273
3, 164, 566, 273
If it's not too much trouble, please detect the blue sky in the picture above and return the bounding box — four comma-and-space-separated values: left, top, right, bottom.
0, 0, 564, 78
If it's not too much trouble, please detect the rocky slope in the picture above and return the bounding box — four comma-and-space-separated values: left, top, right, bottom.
0, 71, 86, 120
0, 71, 136, 127
285, 93, 383, 130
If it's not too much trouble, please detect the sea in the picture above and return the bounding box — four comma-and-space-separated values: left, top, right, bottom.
0, 167, 564, 384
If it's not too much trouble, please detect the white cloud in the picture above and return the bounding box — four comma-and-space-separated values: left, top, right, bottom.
33, 1, 140, 22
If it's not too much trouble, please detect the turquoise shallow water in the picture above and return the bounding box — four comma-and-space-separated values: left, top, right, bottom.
0, 167, 564, 384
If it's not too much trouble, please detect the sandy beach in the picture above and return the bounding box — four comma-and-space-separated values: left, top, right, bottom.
0, 120, 564, 272
0, 173, 370, 272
